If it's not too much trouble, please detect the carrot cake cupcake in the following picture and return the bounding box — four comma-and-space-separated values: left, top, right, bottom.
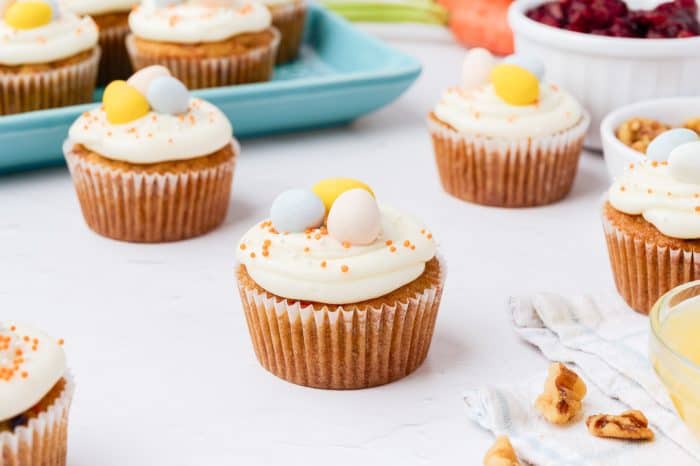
0, 321, 74, 466
236, 179, 445, 389
0, 0, 99, 115
64, 66, 238, 243
126, 0, 279, 89
604, 129, 700, 314
428, 49, 590, 207
259, 0, 306, 63
61, 0, 139, 84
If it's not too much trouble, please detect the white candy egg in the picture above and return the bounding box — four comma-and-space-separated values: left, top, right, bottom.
668, 141, 700, 185
503, 54, 545, 80
146, 76, 190, 115
461, 48, 496, 91
270, 189, 325, 233
126, 65, 171, 96
327, 189, 381, 246
646, 128, 699, 161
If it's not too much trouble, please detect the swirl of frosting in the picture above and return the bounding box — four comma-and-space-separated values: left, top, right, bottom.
0, 12, 98, 65
60, 0, 138, 15
609, 160, 700, 239
0, 322, 66, 423
433, 83, 583, 139
68, 98, 233, 163
236, 205, 437, 305
129, 1, 271, 44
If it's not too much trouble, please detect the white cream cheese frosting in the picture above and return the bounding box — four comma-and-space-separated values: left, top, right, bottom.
236, 205, 437, 305
0, 322, 66, 423
0, 12, 98, 65
609, 160, 700, 239
129, 1, 271, 44
434, 83, 583, 139
68, 97, 233, 163
60, 0, 138, 16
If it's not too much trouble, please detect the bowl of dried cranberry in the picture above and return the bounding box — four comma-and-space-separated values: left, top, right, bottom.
508, 0, 700, 149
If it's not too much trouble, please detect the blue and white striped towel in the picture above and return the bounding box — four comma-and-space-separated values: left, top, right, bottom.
463, 293, 700, 466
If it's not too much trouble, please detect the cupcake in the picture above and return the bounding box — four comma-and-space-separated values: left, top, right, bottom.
428, 49, 590, 207
0, 322, 74, 466
260, 0, 306, 64
603, 128, 700, 315
235, 179, 445, 390
126, 0, 279, 89
64, 66, 237, 243
0, 0, 99, 115
61, 0, 139, 84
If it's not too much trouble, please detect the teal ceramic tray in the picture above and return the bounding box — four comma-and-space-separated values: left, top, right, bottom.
0, 5, 421, 174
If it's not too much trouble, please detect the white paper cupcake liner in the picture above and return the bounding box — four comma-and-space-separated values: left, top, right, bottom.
64, 140, 238, 243
125, 30, 280, 90
237, 257, 445, 390
0, 47, 100, 116
428, 112, 590, 207
0, 373, 74, 466
97, 23, 132, 85
269, 1, 306, 63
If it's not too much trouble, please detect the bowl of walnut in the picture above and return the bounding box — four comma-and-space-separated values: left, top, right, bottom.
600, 96, 700, 180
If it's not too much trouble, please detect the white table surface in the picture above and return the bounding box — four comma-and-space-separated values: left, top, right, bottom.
0, 30, 616, 466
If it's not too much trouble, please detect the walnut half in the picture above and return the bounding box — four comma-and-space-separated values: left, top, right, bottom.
586, 410, 654, 441
535, 363, 587, 425
483, 436, 520, 466
616, 117, 671, 153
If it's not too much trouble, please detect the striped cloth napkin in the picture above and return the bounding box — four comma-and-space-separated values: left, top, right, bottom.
463, 293, 700, 466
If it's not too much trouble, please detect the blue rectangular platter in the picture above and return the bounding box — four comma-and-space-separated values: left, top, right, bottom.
0, 5, 421, 174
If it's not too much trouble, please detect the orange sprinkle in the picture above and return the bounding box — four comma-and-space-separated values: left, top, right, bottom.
321, 261, 327, 268
385, 240, 393, 246
10, 325, 16, 331
250, 252, 256, 259
57, 339, 64, 346
695, 206, 700, 213
390, 246, 397, 253
341, 265, 349, 273
648, 189, 654, 194
651, 161, 659, 167
620, 186, 626, 192
427, 234, 433, 240
342, 241, 351, 249
263, 239, 271, 247
304, 247, 310, 253
262, 250, 269, 257
21, 372, 28, 379
239, 244, 247, 250
403, 240, 411, 248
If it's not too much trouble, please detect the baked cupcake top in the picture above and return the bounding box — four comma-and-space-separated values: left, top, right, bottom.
60, 0, 138, 16
68, 66, 233, 164
609, 129, 700, 239
0, 0, 98, 65
434, 48, 583, 139
0, 322, 66, 423
236, 179, 437, 305
129, 0, 271, 44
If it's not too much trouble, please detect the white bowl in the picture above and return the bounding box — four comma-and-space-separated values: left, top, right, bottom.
600, 96, 700, 181
508, 0, 700, 149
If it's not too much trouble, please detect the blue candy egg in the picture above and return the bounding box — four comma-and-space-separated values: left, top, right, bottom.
503, 54, 545, 81
270, 189, 325, 233
646, 128, 699, 161
146, 76, 190, 115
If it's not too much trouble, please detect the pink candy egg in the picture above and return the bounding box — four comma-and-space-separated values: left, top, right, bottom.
327, 189, 381, 246
126, 65, 171, 96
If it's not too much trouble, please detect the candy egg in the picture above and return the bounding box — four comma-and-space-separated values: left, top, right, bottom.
461, 48, 496, 90
668, 141, 700, 184
646, 128, 699, 162
503, 54, 545, 81
311, 178, 374, 213
490, 64, 539, 106
327, 189, 381, 246
146, 76, 190, 115
4, 1, 53, 30
126, 65, 171, 96
103, 80, 150, 125
270, 189, 325, 233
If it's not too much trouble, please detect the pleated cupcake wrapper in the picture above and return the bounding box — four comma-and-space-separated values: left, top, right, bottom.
97, 23, 132, 85
125, 30, 280, 90
0, 47, 100, 116
0, 373, 74, 466
269, 2, 307, 64
64, 140, 238, 243
237, 257, 445, 390
427, 112, 590, 207
602, 207, 700, 315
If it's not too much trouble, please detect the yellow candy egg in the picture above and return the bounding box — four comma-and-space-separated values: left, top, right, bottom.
4, 1, 53, 30
311, 178, 374, 213
490, 64, 539, 106
103, 80, 150, 125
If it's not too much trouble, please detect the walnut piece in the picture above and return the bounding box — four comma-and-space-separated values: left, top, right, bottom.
684, 118, 700, 135
483, 436, 520, 466
616, 117, 671, 153
586, 410, 654, 441
535, 363, 587, 425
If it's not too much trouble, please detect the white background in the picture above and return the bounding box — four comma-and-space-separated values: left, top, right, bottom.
0, 30, 616, 465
